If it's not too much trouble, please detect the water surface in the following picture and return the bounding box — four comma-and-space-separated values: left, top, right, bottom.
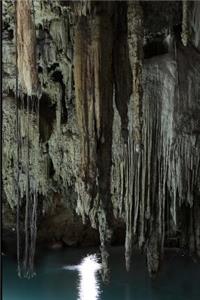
3, 247, 200, 300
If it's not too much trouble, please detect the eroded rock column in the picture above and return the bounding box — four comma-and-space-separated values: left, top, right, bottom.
74, 2, 114, 282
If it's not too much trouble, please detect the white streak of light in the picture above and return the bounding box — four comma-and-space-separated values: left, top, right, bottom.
78, 254, 101, 300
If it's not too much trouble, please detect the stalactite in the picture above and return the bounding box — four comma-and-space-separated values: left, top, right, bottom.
16, 0, 38, 96
16, 0, 40, 278
191, 1, 200, 50
23, 95, 30, 276
16, 37, 21, 277
74, 15, 97, 193
181, 0, 189, 46
113, 2, 129, 145
125, 1, 143, 272
3, 0, 198, 281
127, 1, 143, 151
74, 2, 114, 282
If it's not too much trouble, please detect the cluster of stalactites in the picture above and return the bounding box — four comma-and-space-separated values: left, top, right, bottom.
73, 0, 92, 17
125, 1, 143, 272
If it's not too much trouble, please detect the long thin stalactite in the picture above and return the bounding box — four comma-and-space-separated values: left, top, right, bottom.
16, 7, 21, 276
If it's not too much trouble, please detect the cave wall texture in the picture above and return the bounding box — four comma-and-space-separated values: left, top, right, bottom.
2, 0, 200, 280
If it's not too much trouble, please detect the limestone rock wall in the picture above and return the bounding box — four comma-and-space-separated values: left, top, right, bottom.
2, 0, 200, 278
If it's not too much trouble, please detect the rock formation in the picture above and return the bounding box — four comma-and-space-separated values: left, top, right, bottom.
2, 0, 200, 280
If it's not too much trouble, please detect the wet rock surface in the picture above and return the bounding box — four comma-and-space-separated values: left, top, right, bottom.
2, 0, 200, 278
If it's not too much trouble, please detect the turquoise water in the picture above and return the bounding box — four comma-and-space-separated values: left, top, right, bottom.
3, 247, 200, 300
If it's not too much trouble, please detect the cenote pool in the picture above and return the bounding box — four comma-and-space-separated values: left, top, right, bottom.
2, 247, 200, 300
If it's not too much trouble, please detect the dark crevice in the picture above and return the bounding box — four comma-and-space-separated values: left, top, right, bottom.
51, 70, 68, 124
144, 40, 168, 59
39, 93, 56, 142
48, 156, 55, 178
38, 66, 43, 74
8, 29, 14, 40
173, 24, 182, 44
47, 63, 59, 74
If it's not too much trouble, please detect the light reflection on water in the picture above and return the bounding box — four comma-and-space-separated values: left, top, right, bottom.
63, 254, 101, 300
77, 254, 101, 300
3, 247, 200, 300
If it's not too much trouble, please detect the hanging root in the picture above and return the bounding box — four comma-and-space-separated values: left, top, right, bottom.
23, 96, 30, 277
29, 185, 38, 276
16, 38, 21, 277
16, 95, 40, 279
16, 0, 40, 278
